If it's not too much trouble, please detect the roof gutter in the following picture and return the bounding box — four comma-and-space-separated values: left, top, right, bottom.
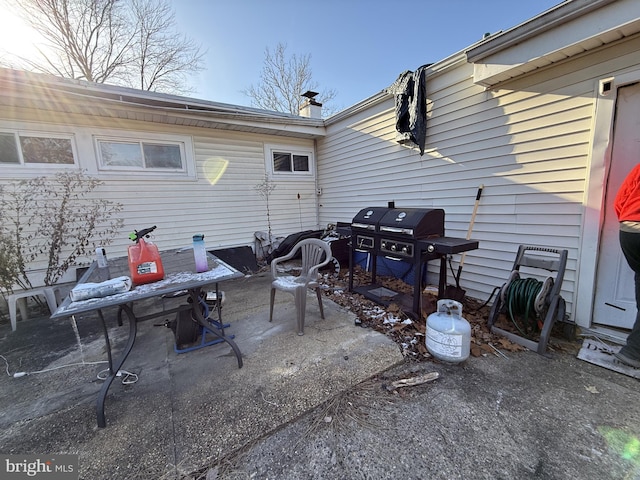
0, 67, 323, 128
466, 0, 617, 62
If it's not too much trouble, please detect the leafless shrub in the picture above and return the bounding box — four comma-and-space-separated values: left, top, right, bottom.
0, 171, 124, 293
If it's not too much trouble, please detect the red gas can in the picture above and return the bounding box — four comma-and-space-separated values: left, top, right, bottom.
127, 226, 165, 285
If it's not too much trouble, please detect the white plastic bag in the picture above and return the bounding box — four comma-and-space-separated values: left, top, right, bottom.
70, 276, 132, 302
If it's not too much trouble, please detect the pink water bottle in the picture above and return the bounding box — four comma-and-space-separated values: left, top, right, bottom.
193, 234, 208, 272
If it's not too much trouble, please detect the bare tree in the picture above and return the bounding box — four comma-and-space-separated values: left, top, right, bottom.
127, 0, 204, 93
243, 42, 338, 117
6, 0, 133, 83
3, 0, 205, 94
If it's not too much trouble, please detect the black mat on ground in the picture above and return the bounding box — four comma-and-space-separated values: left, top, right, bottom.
209, 246, 258, 273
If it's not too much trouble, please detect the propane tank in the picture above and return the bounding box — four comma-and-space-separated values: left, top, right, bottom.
426, 299, 471, 363
128, 226, 165, 285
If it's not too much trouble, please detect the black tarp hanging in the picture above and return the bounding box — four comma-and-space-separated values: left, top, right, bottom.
387, 65, 429, 156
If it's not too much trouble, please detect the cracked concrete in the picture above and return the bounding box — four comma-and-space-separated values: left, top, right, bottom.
1, 272, 639, 479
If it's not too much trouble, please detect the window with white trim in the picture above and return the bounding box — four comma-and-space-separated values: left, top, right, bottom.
273, 151, 310, 172
96, 138, 185, 172
265, 144, 314, 177
0, 131, 75, 165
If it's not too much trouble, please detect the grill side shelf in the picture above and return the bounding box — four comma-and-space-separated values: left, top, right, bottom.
420, 237, 479, 255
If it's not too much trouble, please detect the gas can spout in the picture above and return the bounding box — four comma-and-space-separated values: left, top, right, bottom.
129, 225, 157, 243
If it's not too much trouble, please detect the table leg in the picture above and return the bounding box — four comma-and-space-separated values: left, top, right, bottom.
188, 288, 243, 369
213, 283, 225, 336
438, 255, 447, 298
96, 304, 137, 428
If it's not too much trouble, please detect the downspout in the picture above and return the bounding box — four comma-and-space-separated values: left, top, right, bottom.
298, 91, 324, 231
314, 138, 321, 230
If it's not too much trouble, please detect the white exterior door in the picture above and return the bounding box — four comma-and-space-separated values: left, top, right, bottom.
592, 82, 640, 329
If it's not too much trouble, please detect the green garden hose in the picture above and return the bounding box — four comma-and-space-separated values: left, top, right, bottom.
505, 277, 543, 336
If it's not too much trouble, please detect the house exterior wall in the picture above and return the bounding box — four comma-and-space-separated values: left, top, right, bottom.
0, 110, 318, 284
317, 34, 640, 326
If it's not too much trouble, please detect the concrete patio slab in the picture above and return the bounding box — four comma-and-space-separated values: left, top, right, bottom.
2, 272, 640, 480
0, 272, 403, 479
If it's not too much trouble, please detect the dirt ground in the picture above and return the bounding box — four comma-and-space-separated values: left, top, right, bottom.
317, 265, 579, 361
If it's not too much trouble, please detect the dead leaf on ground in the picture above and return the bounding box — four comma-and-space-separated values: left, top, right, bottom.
319, 265, 556, 361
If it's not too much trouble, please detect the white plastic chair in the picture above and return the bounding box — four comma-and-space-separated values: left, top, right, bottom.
269, 238, 332, 335
8, 286, 59, 331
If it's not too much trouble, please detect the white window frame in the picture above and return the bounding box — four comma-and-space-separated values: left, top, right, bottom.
264, 143, 314, 179
94, 132, 195, 179
0, 129, 77, 170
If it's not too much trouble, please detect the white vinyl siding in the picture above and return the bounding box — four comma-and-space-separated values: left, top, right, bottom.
318, 36, 640, 322
0, 118, 317, 282
84, 132, 318, 258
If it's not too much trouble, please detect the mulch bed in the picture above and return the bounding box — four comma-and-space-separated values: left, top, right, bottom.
319, 265, 577, 361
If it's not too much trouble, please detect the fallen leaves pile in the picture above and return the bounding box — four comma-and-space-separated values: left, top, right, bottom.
319, 265, 529, 361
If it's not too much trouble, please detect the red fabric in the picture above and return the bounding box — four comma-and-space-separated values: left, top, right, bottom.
615, 163, 640, 221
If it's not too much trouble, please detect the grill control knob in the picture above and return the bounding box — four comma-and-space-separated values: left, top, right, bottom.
427, 244, 435, 253
402, 246, 408, 254
391, 244, 397, 251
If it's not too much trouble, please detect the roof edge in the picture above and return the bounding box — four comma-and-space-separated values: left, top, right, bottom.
0, 67, 323, 127
466, 0, 617, 62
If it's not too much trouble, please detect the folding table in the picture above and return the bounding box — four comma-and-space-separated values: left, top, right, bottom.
51, 247, 244, 427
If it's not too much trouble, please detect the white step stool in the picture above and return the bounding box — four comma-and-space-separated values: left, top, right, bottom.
8, 287, 59, 331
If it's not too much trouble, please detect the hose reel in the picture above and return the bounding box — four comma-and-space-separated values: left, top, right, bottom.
487, 245, 568, 355
500, 271, 554, 335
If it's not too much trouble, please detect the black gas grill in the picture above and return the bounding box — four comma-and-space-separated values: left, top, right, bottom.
348, 206, 479, 318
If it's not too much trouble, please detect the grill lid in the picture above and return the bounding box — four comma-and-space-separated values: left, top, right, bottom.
378, 208, 444, 239
351, 207, 389, 231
